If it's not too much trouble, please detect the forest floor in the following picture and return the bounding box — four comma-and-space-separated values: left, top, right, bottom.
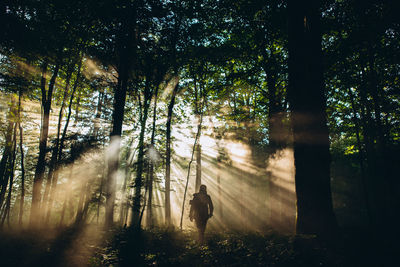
0, 224, 398, 267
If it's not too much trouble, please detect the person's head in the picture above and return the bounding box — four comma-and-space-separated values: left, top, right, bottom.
199, 184, 207, 193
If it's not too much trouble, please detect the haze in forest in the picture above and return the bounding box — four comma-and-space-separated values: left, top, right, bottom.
0, 0, 399, 266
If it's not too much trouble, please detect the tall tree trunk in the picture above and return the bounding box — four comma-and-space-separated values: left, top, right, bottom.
195, 144, 202, 192
131, 80, 152, 227
105, 60, 129, 228
165, 78, 179, 225
138, 161, 150, 227
43, 67, 73, 222
1, 122, 17, 227
119, 141, 132, 226
81, 182, 92, 222
357, 67, 381, 228
347, 87, 372, 226
73, 92, 81, 127
18, 91, 25, 226
366, 46, 389, 228
216, 138, 223, 220
287, 0, 337, 237
59, 56, 82, 157
146, 87, 158, 227
97, 163, 105, 225
0, 95, 16, 209
75, 181, 90, 224
180, 110, 204, 229
93, 88, 104, 138
47, 57, 83, 222
30, 61, 60, 227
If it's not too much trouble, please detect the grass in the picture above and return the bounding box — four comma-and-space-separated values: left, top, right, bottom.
0, 225, 398, 266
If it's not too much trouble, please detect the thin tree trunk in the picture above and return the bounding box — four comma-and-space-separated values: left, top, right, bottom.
0, 95, 16, 209
132, 80, 152, 227
195, 144, 202, 192
18, 91, 25, 226
119, 158, 129, 225
73, 93, 81, 127
194, 78, 204, 193
138, 162, 150, 227
59, 165, 74, 227
81, 182, 92, 221
43, 67, 73, 222
287, 0, 337, 237
97, 162, 105, 225
105, 59, 129, 228
47, 57, 83, 222
93, 88, 104, 138
1, 123, 17, 227
165, 79, 179, 225
216, 139, 223, 220
119, 137, 135, 225
348, 87, 372, 226
30, 61, 60, 227
357, 67, 381, 227
147, 88, 158, 227
75, 181, 91, 224
180, 111, 204, 229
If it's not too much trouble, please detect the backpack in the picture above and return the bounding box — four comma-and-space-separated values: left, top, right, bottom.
190, 193, 209, 220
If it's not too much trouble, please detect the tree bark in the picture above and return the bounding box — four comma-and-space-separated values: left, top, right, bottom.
165, 79, 179, 225
195, 144, 202, 192
59, 165, 74, 227
1, 121, 17, 227
104, 60, 129, 228
43, 66, 73, 222
287, 0, 337, 237
0, 95, 16, 209
30, 61, 60, 227
180, 110, 204, 229
146, 87, 158, 227
131, 79, 152, 227
347, 87, 372, 226
18, 91, 25, 226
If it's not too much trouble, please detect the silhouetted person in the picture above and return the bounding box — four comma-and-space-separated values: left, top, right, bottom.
189, 184, 213, 244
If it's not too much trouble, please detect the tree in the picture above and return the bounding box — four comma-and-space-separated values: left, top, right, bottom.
30, 59, 60, 226
287, 0, 337, 237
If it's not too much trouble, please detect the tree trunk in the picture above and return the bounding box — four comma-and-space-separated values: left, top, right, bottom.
132, 80, 152, 227
75, 181, 91, 224
347, 87, 372, 226
195, 144, 202, 192
18, 90, 25, 226
43, 67, 73, 222
93, 88, 104, 138
81, 182, 92, 222
180, 110, 204, 229
97, 163, 105, 225
1, 122, 17, 227
287, 0, 337, 237
119, 143, 132, 226
165, 78, 179, 225
73, 92, 81, 127
0, 95, 16, 209
59, 165, 74, 227
30, 61, 60, 227
146, 87, 158, 227
105, 61, 129, 228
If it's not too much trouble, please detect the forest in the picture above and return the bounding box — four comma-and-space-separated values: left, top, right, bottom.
0, 0, 399, 266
